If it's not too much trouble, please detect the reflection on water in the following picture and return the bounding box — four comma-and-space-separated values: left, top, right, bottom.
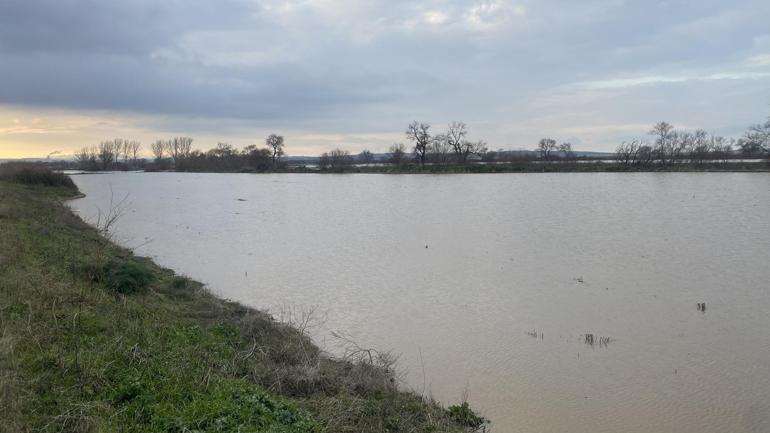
70, 172, 770, 433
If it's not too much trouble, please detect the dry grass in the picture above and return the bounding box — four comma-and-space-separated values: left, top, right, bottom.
0, 162, 77, 189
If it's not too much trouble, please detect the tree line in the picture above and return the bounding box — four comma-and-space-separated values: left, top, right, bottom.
74, 139, 143, 171
318, 121, 489, 171
613, 119, 769, 168
74, 134, 285, 172
72, 116, 769, 173
319, 118, 768, 171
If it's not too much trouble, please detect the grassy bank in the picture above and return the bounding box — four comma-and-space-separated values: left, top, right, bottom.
0, 175, 484, 432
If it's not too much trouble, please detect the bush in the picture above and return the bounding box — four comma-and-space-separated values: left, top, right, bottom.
447, 402, 486, 429
102, 260, 156, 294
0, 162, 76, 189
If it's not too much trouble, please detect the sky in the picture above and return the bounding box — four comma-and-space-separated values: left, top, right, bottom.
1, 0, 769, 158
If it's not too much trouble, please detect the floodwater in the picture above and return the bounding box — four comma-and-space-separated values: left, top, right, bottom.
69, 172, 770, 433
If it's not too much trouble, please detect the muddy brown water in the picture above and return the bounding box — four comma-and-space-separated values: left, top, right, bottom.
70, 172, 770, 433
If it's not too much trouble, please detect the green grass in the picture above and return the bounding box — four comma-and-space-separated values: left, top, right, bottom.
0, 180, 481, 433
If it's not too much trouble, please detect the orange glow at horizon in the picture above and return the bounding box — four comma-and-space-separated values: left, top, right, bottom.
0, 105, 400, 159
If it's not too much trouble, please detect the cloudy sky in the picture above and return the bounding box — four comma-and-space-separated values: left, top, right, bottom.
1, 0, 769, 158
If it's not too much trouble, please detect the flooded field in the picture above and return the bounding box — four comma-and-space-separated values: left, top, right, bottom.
70, 172, 770, 433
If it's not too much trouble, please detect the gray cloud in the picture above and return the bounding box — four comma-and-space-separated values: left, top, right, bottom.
1, 0, 769, 151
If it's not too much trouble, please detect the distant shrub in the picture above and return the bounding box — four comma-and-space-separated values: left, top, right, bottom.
447, 402, 486, 429
103, 260, 156, 294
0, 162, 76, 189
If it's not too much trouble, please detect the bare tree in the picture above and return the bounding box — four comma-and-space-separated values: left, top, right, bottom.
165, 139, 178, 162
742, 118, 770, 155
128, 140, 142, 165
387, 143, 407, 166
74, 147, 89, 166
637, 144, 654, 167
712, 136, 733, 164
446, 121, 468, 163
673, 131, 691, 163
179, 137, 193, 160
616, 142, 630, 167
97, 140, 117, 169
406, 121, 431, 167
537, 138, 557, 160
558, 142, 575, 160
616, 141, 637, 167
616, 139, 653, 168
444, 121, 486, 163
166, 137, 193, 163
151, 140, 166, 162
266, 134, 285, 168
468, 140, 488, 160
358, 149, 374, 165
689, 130, 712, 166
428, 133, 452, 165
114, 138, 130, 166
112, 138, 123, 166
74, 146, 98, 170
649, 121, 675, 165
319, 148, 354, 171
